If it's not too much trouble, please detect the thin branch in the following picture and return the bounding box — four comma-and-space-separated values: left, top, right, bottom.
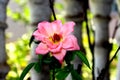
52, 69, 55, 80
84, 9, 95, 80
97, 17, 120, 80
49, 0, 57, 20
112, 23, 119, 39
97, 46, 120, 80
109, 46, 120, 64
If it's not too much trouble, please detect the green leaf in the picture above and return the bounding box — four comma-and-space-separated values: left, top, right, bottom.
64, 51, 75, 64
71, 70, 82, 80
49, 57, 61, 69
34, 55, 43, 73
56, 70, 70, 80
75, 51, 91, 69
38, 55, 43, 60
55, 64, 73, 80
29, 28, 38, 46
19, 63, 35, 80
34, 62, 42, 73
29, 35, 34, 46
55, 3, 64, 11
43, 57, 52, 64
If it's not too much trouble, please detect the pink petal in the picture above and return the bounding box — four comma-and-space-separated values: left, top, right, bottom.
49, 43, 62, 53
45, 37, 62, 53
45, 38, 59, 49
61, 21, 75, 36
37, 21, 50, 36
38, 21, 54, 36
36, 43, 49, 55
52, 49, 66, 64
33, 30, 46, 41
51, 20, 62, 33
62, 35, 80, 50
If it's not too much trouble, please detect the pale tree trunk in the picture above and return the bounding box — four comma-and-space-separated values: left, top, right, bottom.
116, 0, 120, 80
63, 0, 87, 79
28, 0, 52, 80
89, 0, 113, 80
115, 23, 120, 80
0, 0, 10, 80
116, 50, 120, 80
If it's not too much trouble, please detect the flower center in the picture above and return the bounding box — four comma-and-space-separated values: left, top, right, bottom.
52, 33, 61, 43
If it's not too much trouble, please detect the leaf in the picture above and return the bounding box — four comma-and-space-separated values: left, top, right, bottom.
19, 63, 35, 80
43, 57, 52, 64
34, 62, 42, 73
34, 55, 43, 73
56, 64, 73, 80
56, 70, 70, 80
54, 3, 64, 11
38, 55, 43, 60
75, 51, 91, 69
29, 28, 38, 46
64, 51, 75, 64
71, 70, 82, 80
50, 57, 61, 69
29, 35, 34, 47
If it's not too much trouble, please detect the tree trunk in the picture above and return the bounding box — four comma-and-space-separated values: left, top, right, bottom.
116, 50, 120, 80
115, 26, 120, 80
89, 0, 113, 80
63, 0, 88, 79
28, 0, 52, 80
0, 0, 10, 80
115, 0, 120, 80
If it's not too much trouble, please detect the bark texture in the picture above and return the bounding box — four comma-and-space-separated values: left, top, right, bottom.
63, 0, 88, 79
28, 0, 52, 80
89, 0, 113, 80
28, 0, 52, 25
116, 1, 120, 80
0, 0, 10, 80
116, 25, 120, 79
116, 50, 120, 80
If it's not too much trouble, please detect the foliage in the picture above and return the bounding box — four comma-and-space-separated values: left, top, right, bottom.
19, 63, 35, 80
51, 2, 65, 22
20, 19, 90, 80
6, 0, 119, 80
20, 50, 90, 80
6, 34, 30, 80
6, 1, 66, 80
7, 0, 65, 24
7, 0, 30, 24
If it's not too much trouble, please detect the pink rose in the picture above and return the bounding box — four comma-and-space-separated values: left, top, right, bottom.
33, 20, 80, 63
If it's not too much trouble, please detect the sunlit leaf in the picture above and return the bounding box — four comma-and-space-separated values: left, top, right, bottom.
55, 3, 64, 11
12, 12, 21, 21
23, 6, 30, 21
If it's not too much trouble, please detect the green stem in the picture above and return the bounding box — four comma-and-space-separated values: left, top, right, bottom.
50, 69, 55, 80
52, 69, 55, 80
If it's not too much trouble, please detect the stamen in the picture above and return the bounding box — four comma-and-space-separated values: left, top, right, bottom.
52, 33, 61, 43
